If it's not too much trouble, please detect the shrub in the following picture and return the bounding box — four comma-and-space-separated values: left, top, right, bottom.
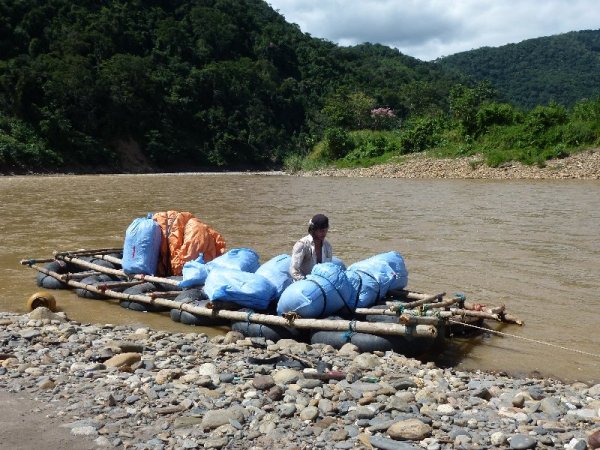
475, 102, 518, 134
526, 103, 568, 134
399, 116, 442, 153
324, 127, 353, 159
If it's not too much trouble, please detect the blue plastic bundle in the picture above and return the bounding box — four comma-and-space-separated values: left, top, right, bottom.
277, 262, 356, 318
122, 215, 162, 275
204, 268, 277, 311
179, 254, 209, 288
368, 251, 409, 290
255, 254, 293, 298
347, 257, 399, 300
179, 247, 261, 288
331, 256, 346, 270
208, 248, 260, 272
346, 262, 396, 308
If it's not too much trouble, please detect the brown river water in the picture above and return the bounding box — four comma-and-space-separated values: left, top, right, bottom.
1, 173, 599, 383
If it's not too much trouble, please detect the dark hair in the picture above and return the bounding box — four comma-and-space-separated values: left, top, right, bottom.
308, 214, 329, 233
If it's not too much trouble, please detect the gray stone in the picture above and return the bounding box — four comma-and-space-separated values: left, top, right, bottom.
204, 437, 229, 449
300, 406, 319, 421
181, 438, 198, 448
94, 436, 112, 447
201, 406, 246, 430
509, 434, 537, 449
370, 435, 421, 449
71, 426, 98, 437
267, 385, 284, 401
278, 403, 296, 417
29, 307, 65, 322
20, 329, 42, 340
125, 395, 140, 404
252, 374, 275, 390
104, 352, 141, 369
109, 340, 145, 353
539, 396, 566, 417
352, 353, 381, 369
273, 368, 302, 384
391, 379, 417, 391
587, 384, 600, 397
388, 419, 432, 441
355, 406, 377, 420
174, 416, 203, 429
297, 378, 323, 389
491, 431, 508, 446
219, 373, 235, 383
528, 387, 545, 401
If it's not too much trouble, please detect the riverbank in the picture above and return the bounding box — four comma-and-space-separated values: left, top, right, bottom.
301, 148, 600, 180
1, 309, 599, 449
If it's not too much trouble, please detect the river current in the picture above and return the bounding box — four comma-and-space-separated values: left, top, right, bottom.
1, 173, 599, 383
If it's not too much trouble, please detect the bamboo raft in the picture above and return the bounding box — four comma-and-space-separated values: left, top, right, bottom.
21, 248, 523, 354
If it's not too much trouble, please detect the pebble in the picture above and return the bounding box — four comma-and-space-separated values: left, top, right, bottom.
0, 309, 598, 450
509, 434, 537, 449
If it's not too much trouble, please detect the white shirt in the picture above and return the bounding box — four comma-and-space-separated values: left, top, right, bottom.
289, 234, 333, 281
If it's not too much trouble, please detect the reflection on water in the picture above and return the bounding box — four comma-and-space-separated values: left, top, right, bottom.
1, 174, 599, 383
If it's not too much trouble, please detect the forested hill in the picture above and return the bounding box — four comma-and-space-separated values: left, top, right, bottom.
0, 0, 457, 173
436, 29, 600, 109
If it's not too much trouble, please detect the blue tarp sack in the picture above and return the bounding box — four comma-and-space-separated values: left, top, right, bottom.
331, 256, 346, 270
122, 214, 162, 275
277, 262, 356, 318
346, 262, 396, 308
208, 248, 260, 273
255, 254, 293, 298
347, 257, 398, 299
369, 251, 409, 290
204, 268, 277, 311
179, 254, 209, 288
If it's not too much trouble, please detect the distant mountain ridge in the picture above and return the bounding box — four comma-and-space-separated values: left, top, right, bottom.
437, 29, 600, 109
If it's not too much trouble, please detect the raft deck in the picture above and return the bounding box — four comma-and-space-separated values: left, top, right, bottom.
21, 248, 523, 346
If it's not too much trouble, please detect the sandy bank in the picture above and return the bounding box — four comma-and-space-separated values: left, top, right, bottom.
301, 148, 600, 180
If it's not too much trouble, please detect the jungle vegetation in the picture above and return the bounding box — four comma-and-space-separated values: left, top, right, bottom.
0, 0, 598, 174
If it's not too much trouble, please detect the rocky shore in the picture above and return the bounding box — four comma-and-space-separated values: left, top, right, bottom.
1, 308, 599, 450
302, 149, 600, 180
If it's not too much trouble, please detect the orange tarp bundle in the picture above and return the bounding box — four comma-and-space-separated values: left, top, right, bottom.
153, 211, 226, 276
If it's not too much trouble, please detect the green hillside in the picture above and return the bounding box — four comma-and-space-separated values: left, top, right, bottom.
437, 30, 600, 109
0, 0, 457, 173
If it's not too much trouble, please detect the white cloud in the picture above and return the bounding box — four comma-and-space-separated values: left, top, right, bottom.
267, 0, 600, 60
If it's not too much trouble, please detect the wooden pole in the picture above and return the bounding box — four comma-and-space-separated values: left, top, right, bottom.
25, 262, 438, 339
54, 254, 181, 287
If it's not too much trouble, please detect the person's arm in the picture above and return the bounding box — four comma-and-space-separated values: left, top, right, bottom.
323, 240, 333, 262
290, 240, 307, 281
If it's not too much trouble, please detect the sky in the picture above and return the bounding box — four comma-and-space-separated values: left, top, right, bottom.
266, 0, 600, 61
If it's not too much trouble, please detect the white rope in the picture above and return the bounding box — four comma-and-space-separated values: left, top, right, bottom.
449, 319, 600, 359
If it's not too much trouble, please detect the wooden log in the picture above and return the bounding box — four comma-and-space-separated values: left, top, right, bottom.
60, 271, 102, 280
399, 314, 441, 326
93, 280, 146, 290
354, 297, 459, 316
26, 263, 437, 339
54, 248, 122, 256
385, 292, 446, 311
95, 254, 124, 266
20, 257, 58, 265
55, 255, 181, 287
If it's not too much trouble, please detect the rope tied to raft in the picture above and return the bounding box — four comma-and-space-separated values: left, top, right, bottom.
449, 319, 600, 359
246, 310, 254, 323
343, 319, 357, 342
391, 303, 405, 315
453, 292, 466, 308
283, 312, 299, 325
